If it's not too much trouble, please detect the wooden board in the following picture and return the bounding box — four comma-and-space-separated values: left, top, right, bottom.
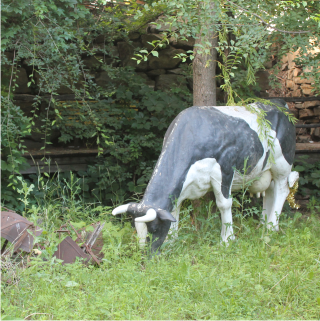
19, 144, 320, 175
20, 148, 99, 174
23, 148, 99, 158
295, 142, 320, 152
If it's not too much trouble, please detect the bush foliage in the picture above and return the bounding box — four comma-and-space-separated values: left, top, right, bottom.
56, 70, 190, 203
2, 0, 319, 210
1, 0, 191, 209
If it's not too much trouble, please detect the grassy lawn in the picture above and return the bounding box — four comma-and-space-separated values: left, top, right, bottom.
1, 199, 320, 320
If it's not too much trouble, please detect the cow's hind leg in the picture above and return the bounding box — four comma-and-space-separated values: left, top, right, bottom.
266, 177, 289, 231
262, 181, 274, 224
266, 151, 292, 230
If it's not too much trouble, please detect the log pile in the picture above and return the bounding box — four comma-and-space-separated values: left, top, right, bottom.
281, 50, 320, 142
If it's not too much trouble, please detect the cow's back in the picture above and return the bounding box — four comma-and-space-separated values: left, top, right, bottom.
159, 106, 265, 200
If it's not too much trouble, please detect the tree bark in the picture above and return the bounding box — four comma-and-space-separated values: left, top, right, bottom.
193, 2, 218, 106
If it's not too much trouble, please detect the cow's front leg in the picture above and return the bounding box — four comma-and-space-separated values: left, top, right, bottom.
168, 205, 181, 239
212, 187, 234, 243
135, 222, 148, 247
211, 168, 234, 243
217, 195, 234, 243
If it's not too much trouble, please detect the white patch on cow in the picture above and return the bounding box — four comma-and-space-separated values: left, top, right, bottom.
288, 171, 299, 188
247, 170, 272, 194
177, 158, 221, 205
201, 105, 260, 133
172, 158, 235, 242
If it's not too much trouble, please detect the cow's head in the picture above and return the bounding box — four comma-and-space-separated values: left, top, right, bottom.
112, 203, 176, 254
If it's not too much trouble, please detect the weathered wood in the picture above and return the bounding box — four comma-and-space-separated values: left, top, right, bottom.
295, 142, 320, 154
23, 148, 99, 158
24, 156, 96, 166
267, 96, 320, 102
20, 148, 99, 174
295, 124, 320, 128
19, 143, 320, 175
20, 164, 89, 174
14, 94, 319, 104
13, 94, 93, 102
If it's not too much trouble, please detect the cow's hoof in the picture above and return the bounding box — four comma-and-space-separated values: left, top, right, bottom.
220, 234, 235, 246
147, 250, 161, 259
267, 222, 279, 232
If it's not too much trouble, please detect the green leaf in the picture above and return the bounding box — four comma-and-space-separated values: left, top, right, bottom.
263, 236, 271, 243
65, 281, 79, 287
1, 160, 8, 171
85, 225, 94, 232
2, 316, 24, 320
70, 221, 86, 229
151, 51, 159, 57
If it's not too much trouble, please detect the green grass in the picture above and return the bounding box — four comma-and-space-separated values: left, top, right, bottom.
1, 173, 320, 320
2, 204, 320, 320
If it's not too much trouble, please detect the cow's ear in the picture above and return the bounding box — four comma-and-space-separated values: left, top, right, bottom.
157, 209, 176, 222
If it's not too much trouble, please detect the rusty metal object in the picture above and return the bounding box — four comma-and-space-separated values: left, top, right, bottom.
69, 223, 101, 266
53, 236, 91, 265
1, 209, 105, 267
54, 221, 105, 265
85, 223, 105, 259
1, 211, 42, 253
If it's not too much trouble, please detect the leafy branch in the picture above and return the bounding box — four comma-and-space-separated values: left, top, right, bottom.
225, 0, 314, 34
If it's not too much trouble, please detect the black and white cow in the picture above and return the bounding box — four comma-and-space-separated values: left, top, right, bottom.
112, 99, 299, 254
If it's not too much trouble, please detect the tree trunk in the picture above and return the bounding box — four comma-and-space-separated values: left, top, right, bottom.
193, 2, 218, 106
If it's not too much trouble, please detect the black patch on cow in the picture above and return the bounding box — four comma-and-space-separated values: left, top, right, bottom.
143, 106, 265, 207
127, 203, 151, 217
146, 218, 171, 255
258, 100, 296, 165
262, 150, 270, 170
127, 203, 176, 222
